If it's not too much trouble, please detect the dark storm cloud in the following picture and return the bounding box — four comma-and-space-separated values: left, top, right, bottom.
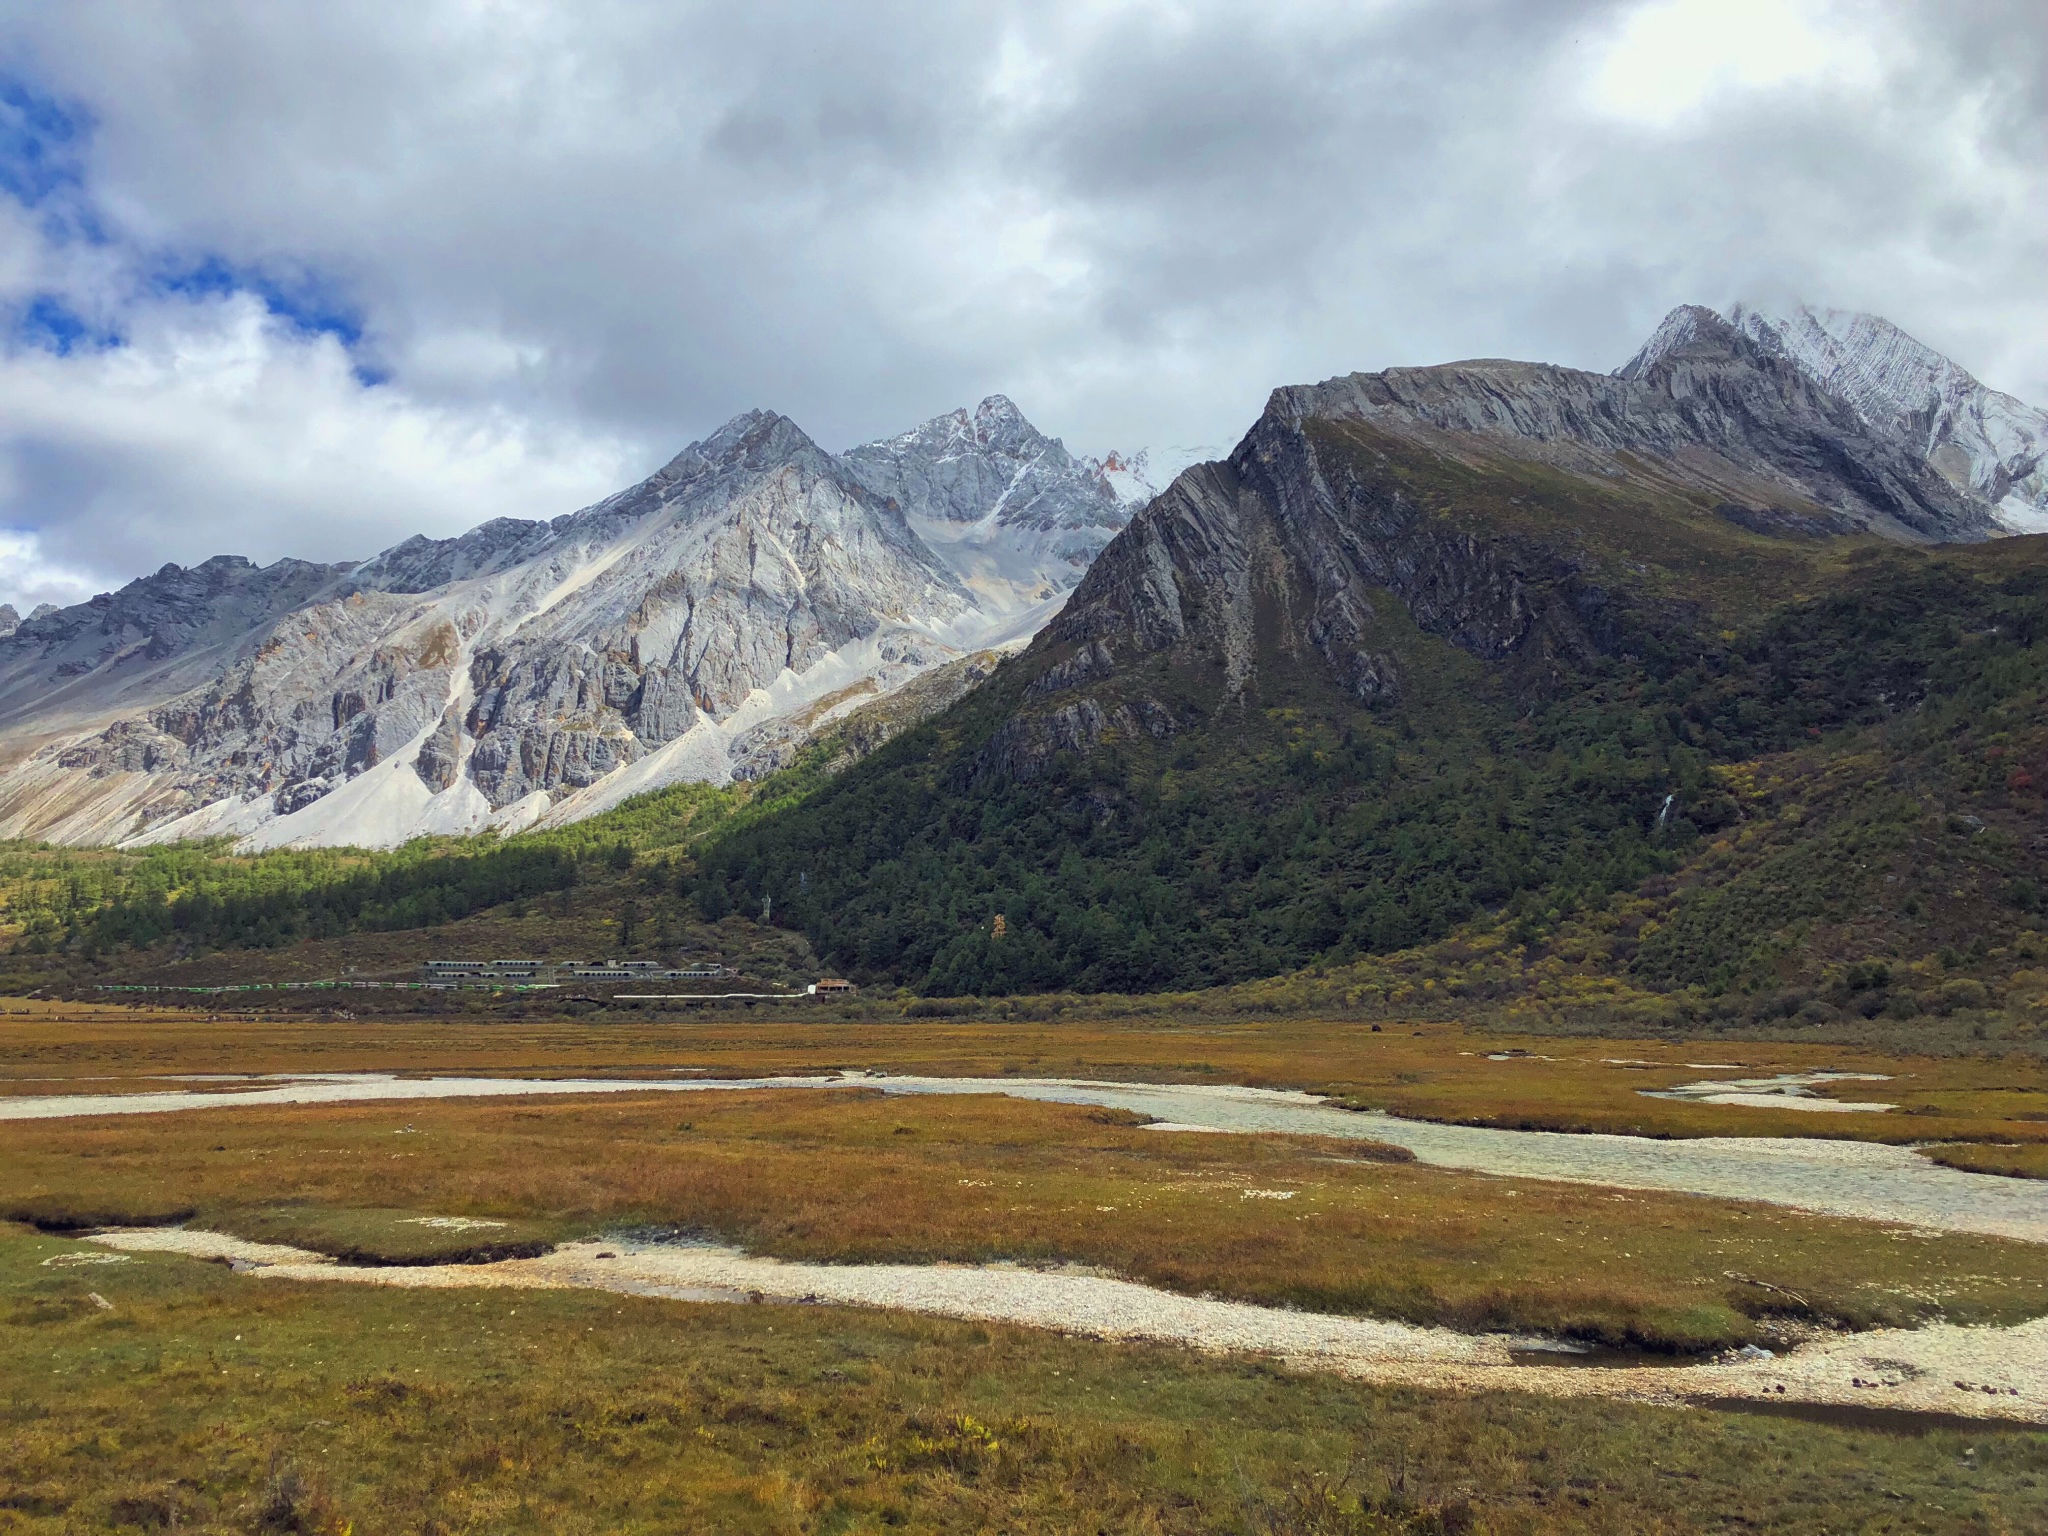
0, 0, 2041, 608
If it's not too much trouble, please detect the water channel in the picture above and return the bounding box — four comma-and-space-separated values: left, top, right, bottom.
5, 1070, 2045, 1241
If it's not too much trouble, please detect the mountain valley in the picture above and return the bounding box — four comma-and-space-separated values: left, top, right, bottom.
6, 303, 2048, 1047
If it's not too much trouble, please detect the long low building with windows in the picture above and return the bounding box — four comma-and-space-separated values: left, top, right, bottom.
419, 959, 727, 984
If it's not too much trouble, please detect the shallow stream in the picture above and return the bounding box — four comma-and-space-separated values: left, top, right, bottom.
5, 1070, 2045, 1241
77, 1226, 2048, 1427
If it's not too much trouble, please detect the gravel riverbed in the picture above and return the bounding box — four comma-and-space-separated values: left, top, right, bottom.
9, 1070, 2047, 1241
84, 1228, 2048, 1426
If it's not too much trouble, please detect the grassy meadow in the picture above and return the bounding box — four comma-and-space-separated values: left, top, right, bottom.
6, 1220, 2048, 1534
6, 1086, 2048, 1354
5, 1002, 2047, 1146
5, 1010, 2048, 1529
1919, 1143, 2048, 1180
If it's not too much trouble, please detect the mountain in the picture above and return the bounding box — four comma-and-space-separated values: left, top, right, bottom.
842, 394, 1153, 613
0, 401, 1148, 849
691, 305, 2048, 1009
1638, 302, 2048, 533
0, 604, 59, 639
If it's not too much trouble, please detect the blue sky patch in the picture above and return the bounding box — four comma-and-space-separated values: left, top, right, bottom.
151, 254, 368, 348
11, 292, 120, 355
0, 75, 89, 207
0, 71, 378, 370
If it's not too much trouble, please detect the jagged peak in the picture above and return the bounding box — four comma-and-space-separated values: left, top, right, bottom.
852, 393, 1062, 462
971, 393, 1031, 436
1727, 301, 1986, 404
1614, 304, 1751, 380
146, 555, 254, 581
664, 408, 825, 476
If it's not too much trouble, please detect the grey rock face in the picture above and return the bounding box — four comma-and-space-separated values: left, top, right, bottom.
726, 647, 1008, 781
1715, 303, 2048, 533
974, 695, 1177, 786
993, 305, 2018, 784
1037, 417, 1588, 730
0, 555, 356, 735
55, 718, 190, 777
119, 411, 977, 834
0, 397, 1134, 847
0, 605, 17, 638
843, 395, 1151, 610
1287, 306, 1995, 543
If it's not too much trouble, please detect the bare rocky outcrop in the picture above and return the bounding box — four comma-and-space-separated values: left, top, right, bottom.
0, 398, 1147, 848
1, 304, 2031, 846
1301, 305, 1996, 544
1700, 303, 2048, 533
727, 647, 1011, 781
843, 395, 1151, 609
0, 555, 356, 735
977, 306, 2019, 784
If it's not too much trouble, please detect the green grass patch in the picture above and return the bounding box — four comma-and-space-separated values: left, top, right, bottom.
0, 1192, 197, 1232
213, 1205, 565, 1265
4, 1221, 2045, 1533
7, 1089, 2047, 1355
1920, 1143, 2048, 1181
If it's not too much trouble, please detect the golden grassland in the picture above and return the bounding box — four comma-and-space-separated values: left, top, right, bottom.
1920, 1143, 2048, 1181
7, 1009, 2048, 1531
5, 1221, 2046, 1535
6, 1089, 2045, 1353
5, 1003, 2048, 1145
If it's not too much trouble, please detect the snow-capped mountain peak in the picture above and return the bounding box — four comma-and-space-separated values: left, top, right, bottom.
841, 396, 1154, 613
1615, 303, 1724, 379
1627, 302, 2048, 534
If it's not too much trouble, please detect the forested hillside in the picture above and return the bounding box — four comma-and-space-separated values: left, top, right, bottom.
11, 317, 2048, 1053
688, 393, 2048, 1030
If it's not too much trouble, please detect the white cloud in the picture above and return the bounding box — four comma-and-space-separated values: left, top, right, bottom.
0, 0, 2040, 605
0, 528, 97, 613
1585, 0, 1887, 126
0, 290, 636, 590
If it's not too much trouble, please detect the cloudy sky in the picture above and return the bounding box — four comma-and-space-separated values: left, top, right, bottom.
0, 0, 2042, 612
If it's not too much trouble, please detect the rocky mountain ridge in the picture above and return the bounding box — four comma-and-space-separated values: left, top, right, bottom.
3, 302, 2035, 856
0, 399, 1147, 849
1024, 302, 2005, 760
689, 310, 2048, 997
842, 394, 1151, 613
1634, 302, 2048, 533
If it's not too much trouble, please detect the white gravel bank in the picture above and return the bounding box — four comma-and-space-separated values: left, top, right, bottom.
11, 1069, 2046, 1241
86, 1228, 2048, 1426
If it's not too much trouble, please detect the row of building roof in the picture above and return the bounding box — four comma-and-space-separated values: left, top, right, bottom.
419, 958, 727, 982
415, 959, 860, 995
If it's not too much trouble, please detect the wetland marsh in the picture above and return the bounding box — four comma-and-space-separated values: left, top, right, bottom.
6, 1005, 2048, 1531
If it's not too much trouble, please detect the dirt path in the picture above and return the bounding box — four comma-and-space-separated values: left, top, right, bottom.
10, 1070, 2046, 1242
85, 1228, 2047, 1427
